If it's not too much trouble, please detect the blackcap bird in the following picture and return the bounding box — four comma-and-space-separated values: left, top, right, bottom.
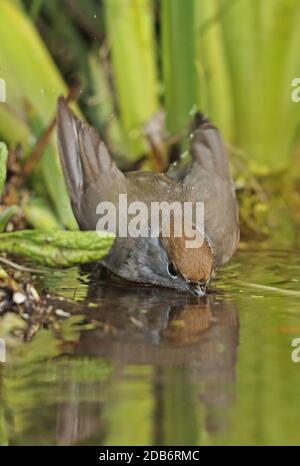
57, 97, 239, 296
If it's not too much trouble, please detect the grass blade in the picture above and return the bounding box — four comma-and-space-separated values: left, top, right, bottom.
195, 0, 233, 139
161, 0, 197, 134
105, 0, 159, 160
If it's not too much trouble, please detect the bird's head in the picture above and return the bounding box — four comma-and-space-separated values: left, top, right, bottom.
113, 214, 214, 297
160, 221, 214, 297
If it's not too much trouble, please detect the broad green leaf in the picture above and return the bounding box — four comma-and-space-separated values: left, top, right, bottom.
0, 230, 115, 267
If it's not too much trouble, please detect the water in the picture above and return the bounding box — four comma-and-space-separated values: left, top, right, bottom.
1, 244, 300, 445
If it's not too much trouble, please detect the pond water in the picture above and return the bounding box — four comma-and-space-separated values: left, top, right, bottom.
1, 244, 300, 446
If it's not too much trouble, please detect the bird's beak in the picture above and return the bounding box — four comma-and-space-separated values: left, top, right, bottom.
186, 281, 207, 297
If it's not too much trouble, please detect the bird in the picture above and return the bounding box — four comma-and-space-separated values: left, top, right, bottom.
57, 97, 239, 297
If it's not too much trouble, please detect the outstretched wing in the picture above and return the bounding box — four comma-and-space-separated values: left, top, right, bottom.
57, 97, 126, 230
168, 114, 239, 267
190, 113, 230, 178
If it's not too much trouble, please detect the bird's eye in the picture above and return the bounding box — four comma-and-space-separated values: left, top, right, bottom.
167, 262, 178, 278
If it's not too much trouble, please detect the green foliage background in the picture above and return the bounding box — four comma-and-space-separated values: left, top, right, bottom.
0, 0, 300, 233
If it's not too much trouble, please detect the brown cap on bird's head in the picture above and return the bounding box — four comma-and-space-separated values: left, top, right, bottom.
160, 214, 214, 295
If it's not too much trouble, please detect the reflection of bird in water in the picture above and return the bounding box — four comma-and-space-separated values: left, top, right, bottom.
55, 273, 239, 445
163, 303, 212, 345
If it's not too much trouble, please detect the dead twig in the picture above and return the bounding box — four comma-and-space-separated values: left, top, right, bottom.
0, 256, 43, 274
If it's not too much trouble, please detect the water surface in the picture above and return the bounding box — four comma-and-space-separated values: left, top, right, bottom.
1, 244, 300, 446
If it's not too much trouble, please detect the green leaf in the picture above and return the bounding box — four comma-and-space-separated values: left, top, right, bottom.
0, 1, 77, 228
161, 0, 198, 134
0, 205, 19, 232
87, 52, 127, 158
219, 0, 300, 169
0, 265, 8, 279
26, 107, 78, 230
24, 197, 62, 230
195, 0, 233, 140
105, 0, 159, 159
0, 230, 115, 268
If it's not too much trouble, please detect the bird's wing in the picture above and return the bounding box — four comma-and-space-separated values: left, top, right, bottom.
57, 96, 126, 230
168, 114, 239, 267
189, 113, 231, 178
167, 114, 230, 181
